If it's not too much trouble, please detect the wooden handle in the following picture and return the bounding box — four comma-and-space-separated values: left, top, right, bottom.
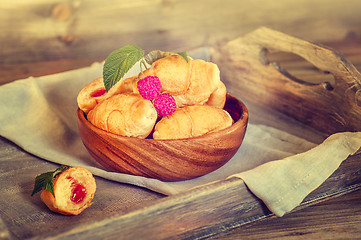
243, 27, 361, 102
212, 27, 361, 134
247, 27, 360, 81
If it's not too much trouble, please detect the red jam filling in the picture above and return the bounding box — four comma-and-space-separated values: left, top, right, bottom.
67, 176, 87, 204
90, 88, 106, 97
71, 183, 87, 204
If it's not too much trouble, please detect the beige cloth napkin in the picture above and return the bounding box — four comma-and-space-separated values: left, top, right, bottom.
0, 62, 360, 217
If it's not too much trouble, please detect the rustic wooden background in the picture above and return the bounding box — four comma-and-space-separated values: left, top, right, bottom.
1, 0, 361, 66
1, 1, 361, 239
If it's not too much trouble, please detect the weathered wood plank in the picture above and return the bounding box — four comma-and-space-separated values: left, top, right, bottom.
212, 27, 361, 135
29, 154, 361, 240
0, 58, 104, 86
1, 39, 361, 87
1, 0, 361, 64
210, 189, 361, 240
31, 178, 270, 240
0, 136, 164, 240
1, 30, 361, 239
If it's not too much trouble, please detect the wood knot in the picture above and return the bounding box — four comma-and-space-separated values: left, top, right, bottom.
58, 35, 75, 46
52, 3, 72, 21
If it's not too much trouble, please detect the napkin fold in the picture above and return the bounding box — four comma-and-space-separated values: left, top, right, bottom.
234, 131, 361, 216
0, 62, 360, 217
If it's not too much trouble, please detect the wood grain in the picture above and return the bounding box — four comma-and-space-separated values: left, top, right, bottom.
1, 31, 361, 239
0, 136, 164, 240
0, 58, 104, 86
1, 0, 361, 64
27, 154, 361, 240
212, 27, 361, 135
210, 189, 361, 240
1, 128, 360, 239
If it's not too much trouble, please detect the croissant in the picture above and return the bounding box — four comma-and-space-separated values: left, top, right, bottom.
153, 105, 233, 139
77, 76, 136, 114
205, 81, 227, 108
40, 167, 96, 215
139, 55, 226, 108
87, 93, 157, 138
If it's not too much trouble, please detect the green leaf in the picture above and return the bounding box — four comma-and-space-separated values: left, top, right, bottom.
103, 45, 144, 91
31, 172, 53, 196
144, 50, 174, 65
53, 165, 69, 177
177, 51, 189, 63
143, 50, 189, 66
31, 165, 69, 197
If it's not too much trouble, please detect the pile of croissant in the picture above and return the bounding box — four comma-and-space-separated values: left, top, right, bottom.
77, 55, 233, 139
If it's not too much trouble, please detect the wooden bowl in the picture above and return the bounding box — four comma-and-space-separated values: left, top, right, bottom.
77, 94, 248, 181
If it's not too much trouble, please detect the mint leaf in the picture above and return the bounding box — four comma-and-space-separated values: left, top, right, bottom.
177, 51, 189, 63
53, 165, 69, 177
31, 165, 69, 197
31, 172, 53, 196
144, 50, 189, 66
144, 50, 174, 65
103, 45, 144, 91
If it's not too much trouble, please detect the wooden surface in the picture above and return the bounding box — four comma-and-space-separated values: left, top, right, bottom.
1, 0, 361, 64
210, 189, 361, 240
0, 128, 360, 240
1, 31, 361, 239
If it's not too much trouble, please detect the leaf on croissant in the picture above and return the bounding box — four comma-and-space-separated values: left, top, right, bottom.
144, 50, 189, 65
103, 45, 144, 91
144, 50, 174, 65
176, 51, 189, 63
31, 165, 69, 197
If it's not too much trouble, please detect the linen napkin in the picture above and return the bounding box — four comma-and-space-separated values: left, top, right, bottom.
0, 61, 360, 217
234, 131, 361, 216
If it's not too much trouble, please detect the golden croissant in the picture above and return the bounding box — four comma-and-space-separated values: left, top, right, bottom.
77, 76, 136, 114
153, 105, 233, 140
77, 54, 230, 139
87, 93, 157, 138
139, 55, 226, 108
77, 55, 226, 114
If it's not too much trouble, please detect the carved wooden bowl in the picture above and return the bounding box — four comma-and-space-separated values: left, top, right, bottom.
77, 94, 248, 181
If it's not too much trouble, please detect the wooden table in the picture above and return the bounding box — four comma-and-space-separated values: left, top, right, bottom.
210, 189, 361, 239
0, 38, 360, 240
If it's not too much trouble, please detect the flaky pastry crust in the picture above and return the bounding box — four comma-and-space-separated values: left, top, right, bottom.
138, 55, 226, 108
77, 76, 136, 114
40, 167, 96, 215
87, 93, 157, 138
153, 105, 233, 139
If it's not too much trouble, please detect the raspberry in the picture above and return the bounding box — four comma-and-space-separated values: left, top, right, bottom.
137, 76, 162, 100
153, 93, 177, 116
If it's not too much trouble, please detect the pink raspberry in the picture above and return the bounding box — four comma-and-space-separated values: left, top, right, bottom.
137, 76, 162, 100
153, 93, 177, 116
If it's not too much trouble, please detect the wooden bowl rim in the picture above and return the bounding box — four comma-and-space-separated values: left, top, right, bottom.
77, 93, 248, 142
